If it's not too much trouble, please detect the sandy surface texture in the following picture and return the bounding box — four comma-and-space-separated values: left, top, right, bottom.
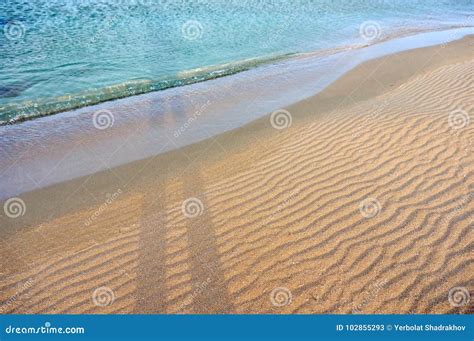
0, 36, 472, 314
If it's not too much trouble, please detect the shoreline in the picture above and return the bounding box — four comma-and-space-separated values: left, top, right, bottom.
1, 25, 473, 125
1, 35, 473, 218
1, 28, 473, 201
0, 35, 472, 314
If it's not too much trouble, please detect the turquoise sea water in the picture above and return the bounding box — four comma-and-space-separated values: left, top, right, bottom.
0, 0, 473, 123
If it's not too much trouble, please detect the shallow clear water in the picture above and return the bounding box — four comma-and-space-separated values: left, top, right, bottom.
0, 27, 473, 199
0, 0, 473, 123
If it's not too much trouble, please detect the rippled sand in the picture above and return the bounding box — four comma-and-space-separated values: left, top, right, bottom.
0, 36, 472, 314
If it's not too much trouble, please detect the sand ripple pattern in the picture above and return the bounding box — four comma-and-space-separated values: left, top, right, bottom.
0, 59, 472, 314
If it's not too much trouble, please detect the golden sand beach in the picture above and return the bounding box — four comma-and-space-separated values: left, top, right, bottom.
0, 36, 472, 314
